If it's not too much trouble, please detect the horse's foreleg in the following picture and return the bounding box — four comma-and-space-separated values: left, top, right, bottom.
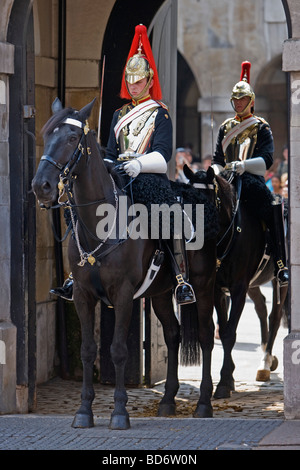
214, 289, 230, 340
152, 292, 180, 417
247, 286, 268, 348
109, 300, 133, 430
193, 295, 214, 418
214, 287, 247, 399
256, 281, 288, 381
72, 292, 97, 428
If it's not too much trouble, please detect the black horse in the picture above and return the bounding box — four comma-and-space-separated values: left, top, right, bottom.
32, 99, 217, 429
184, 165, 288, 398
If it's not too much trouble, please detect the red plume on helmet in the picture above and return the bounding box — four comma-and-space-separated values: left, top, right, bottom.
120, 24, 162, 101
240, 61, 251, 83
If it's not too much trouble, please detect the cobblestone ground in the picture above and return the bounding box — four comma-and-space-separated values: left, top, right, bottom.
36, 377, 284, 420
36, 284, 286, 421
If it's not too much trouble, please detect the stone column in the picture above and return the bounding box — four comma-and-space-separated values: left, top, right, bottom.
0, 41, 17, 413
198, 97, 232, 159
282, 38, 300, 419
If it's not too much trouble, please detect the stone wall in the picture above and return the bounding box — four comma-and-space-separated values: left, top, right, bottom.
0, 0, 16, 413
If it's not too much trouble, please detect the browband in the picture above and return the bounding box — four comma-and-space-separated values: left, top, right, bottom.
193, 183, 214, 190
64, 118, 83, 128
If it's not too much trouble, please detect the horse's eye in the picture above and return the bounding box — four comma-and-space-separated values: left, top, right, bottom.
69, 134, 78, 143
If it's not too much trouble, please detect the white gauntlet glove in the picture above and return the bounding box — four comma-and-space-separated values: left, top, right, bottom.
232, 161, 246, 175
211, 163, 225, 175
123, 151, 167, 177
228, 157, 266, 176
123, 159, 142, 177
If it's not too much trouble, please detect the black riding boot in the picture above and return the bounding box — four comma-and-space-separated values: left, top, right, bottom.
50, 273, 74, 301
172, 237, 196, 305
50, 208, 74, 301
269, 196, 289, 287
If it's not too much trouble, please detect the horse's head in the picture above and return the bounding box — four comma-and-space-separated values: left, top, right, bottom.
183, 164, 216, 202
32, 98, 96, 207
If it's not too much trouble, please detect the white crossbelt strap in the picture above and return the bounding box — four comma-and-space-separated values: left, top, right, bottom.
222, 116, 258, 154
114, 100, 159, 140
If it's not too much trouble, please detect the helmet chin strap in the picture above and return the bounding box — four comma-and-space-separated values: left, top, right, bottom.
231, 98, 254, 115
126, 74, 154, 102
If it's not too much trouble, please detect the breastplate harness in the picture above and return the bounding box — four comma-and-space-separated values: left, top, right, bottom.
114, 100, 159, 159
222, 116, 260, 163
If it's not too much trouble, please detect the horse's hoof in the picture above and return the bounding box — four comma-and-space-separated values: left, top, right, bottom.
256, 369, 270, 382
157, 403, 176, 417
213, 385, 231, 399
270, 355, 278, 371
193, 403, 213, 418
71, 413, 94, 428
109, 414, 130, 430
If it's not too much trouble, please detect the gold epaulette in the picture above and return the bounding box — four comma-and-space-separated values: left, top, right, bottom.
255, 116, 269, 126
156, 100, 169, 110
117, 103, 132, 119
221, 117, 234, 127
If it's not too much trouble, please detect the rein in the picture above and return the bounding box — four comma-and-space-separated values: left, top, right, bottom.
215, 173, 242, 263
217, 175, 241, 244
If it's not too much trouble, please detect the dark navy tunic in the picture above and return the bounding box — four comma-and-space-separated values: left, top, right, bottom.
212, 115, 276, 225
213, 116, 274, 170
106, 101, 173, 173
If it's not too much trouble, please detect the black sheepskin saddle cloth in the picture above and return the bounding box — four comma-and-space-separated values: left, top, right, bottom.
221, 171, 278, 226
126, 174, 220, 241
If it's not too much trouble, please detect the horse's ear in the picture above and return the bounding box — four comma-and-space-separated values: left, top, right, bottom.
52, 98, 63, 114
183, 164, 195, 182
77, 98, 96, 122
207, 166, 215, 180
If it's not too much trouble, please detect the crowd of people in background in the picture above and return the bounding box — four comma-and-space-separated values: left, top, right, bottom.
175, 143, 288, 201
175, 146, 212, 183
264, 144, 288, 199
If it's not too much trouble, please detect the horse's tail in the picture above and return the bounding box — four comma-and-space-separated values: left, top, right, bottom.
179, 303, 202, 366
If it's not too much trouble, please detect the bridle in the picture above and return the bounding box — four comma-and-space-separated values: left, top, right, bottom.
39, 116, 121, 266
192, 176, 219, 209
41, 117, 90, 192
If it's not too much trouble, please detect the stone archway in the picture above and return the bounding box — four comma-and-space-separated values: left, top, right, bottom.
176, 51, 201, 160
255, 55, 288, 158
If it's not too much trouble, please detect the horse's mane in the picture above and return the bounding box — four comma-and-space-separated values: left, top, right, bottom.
192, 168, 235, 206
41, 107, 78, 137
191, 168, 236, 222
216, 173, 236, 208
104, 160, 126, 190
